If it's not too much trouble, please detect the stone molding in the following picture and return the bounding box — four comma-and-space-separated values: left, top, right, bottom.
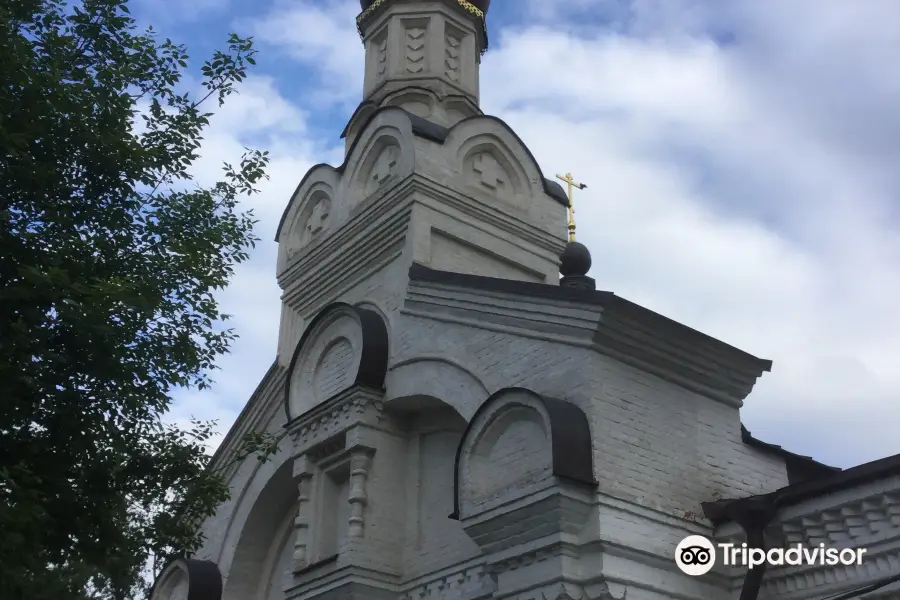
756, 475, 900, 599
278, 170, 565, 310
462, 485, 595, 556
760, 546, 900, 599
775, 480, 900, 547
405, 265, 771, 406
287, 385, 388, 451
499, 581, 624, 600
488, 545, 560, 575
398, 563, 495, 600
286, 562, 400, 600
404, 275, 604, 345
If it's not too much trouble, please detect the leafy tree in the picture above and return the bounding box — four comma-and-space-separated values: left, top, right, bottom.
1, 0, 278, 597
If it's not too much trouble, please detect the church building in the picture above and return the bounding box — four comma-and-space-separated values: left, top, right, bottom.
150, 1, 900, 599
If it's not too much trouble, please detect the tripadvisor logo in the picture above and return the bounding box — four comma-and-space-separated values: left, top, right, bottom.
675, 536, 717, 576
674, 535, 868, 577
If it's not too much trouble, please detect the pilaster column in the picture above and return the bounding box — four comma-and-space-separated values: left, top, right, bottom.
292, 456, 314, 571
348, 448, 374, 538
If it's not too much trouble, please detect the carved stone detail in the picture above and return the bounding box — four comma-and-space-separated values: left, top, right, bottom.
376, 37, 387, 78
347, 449, 374, 537
761, 548, 900, 597
305, 197, 330, 238
497, 580, 624, 600
289, 386, 385, 451
445, 34, 461, 81
398, 565, 495, 600
286, 194, 331, 259
472, 152, 505, 191
779, 491, 900, 546
405, 27, 426, 73
757, 485, 900, 598
371, 145, 399, 187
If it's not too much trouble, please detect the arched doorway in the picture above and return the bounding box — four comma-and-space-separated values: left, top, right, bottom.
384, 394, 480, 577
222, 460, 297, 600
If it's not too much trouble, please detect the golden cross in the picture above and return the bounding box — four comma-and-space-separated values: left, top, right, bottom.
556, 172, 587, 242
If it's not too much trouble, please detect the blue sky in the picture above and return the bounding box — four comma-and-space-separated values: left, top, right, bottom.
136, 0, 900, 469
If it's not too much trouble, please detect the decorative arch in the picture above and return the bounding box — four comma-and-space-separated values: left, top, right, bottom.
384, 356, 488, 421
444, 96, 480, 125
340, 100, 378, 140
284, 303, 389, 421
290, 187, 333, 254
341, 108, 416, 205
380, 393, 481, 574
354, 299, 393, 361
444, 115, 569, 207
150, 558, 222, 600
445, 116, 551, 202
381, 87, 437, 120
212, 424, 294, 577
221, 460, 296, 600
275, 164, 341, 245
452, 387, 596, 519
458, 136, 528, 201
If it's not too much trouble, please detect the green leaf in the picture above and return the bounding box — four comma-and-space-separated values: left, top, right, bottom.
0, 3, 270, 599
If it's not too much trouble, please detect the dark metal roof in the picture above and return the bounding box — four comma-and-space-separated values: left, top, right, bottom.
741, 424, 839, 484
703, 451, 900, 526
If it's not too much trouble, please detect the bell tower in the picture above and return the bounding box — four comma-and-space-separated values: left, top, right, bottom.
344, 0, 491, 148
275, 0, 569, 366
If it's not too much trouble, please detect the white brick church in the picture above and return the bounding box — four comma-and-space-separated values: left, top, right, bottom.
149, 1, 900, 600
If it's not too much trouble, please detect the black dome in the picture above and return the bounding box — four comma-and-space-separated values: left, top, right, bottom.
560, 241, 592, 277
360, 0, 491, 13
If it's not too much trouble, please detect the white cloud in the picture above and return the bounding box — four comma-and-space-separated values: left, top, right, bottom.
240, 0, 363, 106
165, 76, 340, 442
170, 0, 899, 468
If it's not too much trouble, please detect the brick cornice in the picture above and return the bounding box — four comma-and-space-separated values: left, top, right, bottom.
278, 174, 563, 322
405, 265, 771, 406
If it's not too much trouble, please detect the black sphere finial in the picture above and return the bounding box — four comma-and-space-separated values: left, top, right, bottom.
560, 241, 591, 277
559, 241, 595, 290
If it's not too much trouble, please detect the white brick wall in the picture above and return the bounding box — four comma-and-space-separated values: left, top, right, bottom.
393, 312, 788, 519
588, 353, 788, 514
467, 407, 551, 502
405, 426, 478, 575
198, 241, 795, 600
197, 274, 792, 600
